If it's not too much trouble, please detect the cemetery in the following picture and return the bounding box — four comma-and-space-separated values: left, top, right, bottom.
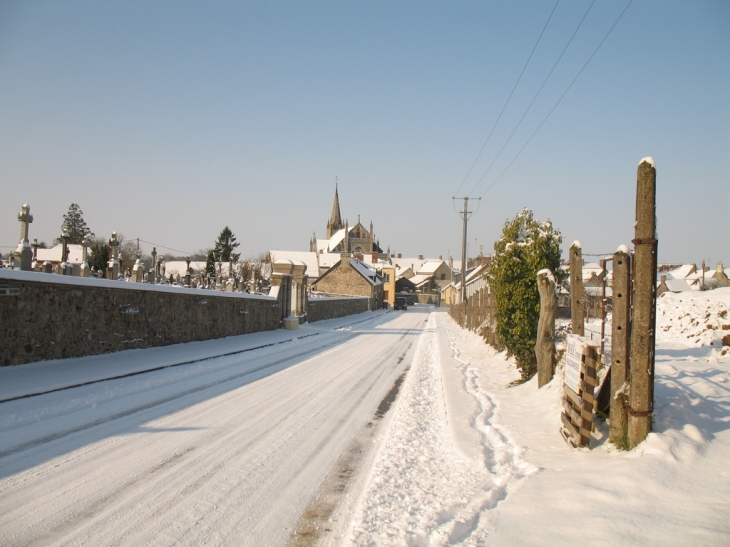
0, 204, 378, 366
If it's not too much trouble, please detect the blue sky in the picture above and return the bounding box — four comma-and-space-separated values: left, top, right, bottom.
1, 0, 727, 265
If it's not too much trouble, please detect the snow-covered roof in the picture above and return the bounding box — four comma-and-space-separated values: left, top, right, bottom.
35, 244, 84, 264
161, 260, 205, 277
318, 252, 342, 269
349, 259, 382, 286
662, 279, 693, 293
417, 260, 447, 275
392, 257, 428, 273
409, 274, 431, 287
269, 250, 320, 278
669, 264, 697, 279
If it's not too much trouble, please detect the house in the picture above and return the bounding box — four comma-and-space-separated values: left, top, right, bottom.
657, 275, 693, 296
311, 253, 384, 310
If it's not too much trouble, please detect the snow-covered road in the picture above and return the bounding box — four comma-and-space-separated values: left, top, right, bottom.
0, 309, 426, 546
3, 292, 729, 546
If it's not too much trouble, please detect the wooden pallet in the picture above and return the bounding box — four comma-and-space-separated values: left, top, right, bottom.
561, 336, 598, 448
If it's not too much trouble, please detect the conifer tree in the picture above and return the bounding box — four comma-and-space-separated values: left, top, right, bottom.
487, 209, 563, 380
213, 226, 240, 264
57, 203, 94, 244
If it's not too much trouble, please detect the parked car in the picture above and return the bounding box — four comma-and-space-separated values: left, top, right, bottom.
394, 297, 408, 310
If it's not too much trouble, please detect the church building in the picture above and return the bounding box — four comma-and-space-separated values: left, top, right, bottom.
309, 185, 384, 257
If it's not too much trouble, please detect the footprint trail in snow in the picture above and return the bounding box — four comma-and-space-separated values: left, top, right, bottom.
346, 313, 537, 546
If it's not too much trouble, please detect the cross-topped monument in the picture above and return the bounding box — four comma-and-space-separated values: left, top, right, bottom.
107, 231, 120, 280
15, 204, 34, 270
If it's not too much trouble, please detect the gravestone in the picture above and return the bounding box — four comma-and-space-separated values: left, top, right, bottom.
31, 239, 40, 271
80, 236, 90, 278
15, 204, 34, 271
107, 232, 120, 280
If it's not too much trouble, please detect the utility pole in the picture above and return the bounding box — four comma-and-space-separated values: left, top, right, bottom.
453, 196, 480, 325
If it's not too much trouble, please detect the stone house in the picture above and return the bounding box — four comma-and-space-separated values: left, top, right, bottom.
311, 253, 384, 310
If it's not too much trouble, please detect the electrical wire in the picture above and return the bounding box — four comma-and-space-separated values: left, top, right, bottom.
137, 239, 196, 257
452, 0, 561, 198
479, 0, 634, 199
467, 0, 598, 197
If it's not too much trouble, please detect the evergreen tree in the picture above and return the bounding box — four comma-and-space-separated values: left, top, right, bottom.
213, 226, 240, 264
57, 203, 94, 244
205, 249, 216, 278
487, 209, 563, 380
88, 239, 110, 273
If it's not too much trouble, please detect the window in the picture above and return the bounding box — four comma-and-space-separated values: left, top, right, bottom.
440, 273, 446, 280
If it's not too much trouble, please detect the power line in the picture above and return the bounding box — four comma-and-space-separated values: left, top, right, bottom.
467, 0, 598, 197
137, 239, 196, 257
452, 0, 561, 198
479, 0, 634, 199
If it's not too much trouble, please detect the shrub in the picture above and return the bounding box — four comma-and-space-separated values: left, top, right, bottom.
487, 209, 563, 380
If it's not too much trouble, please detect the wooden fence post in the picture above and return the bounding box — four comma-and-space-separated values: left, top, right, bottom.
570, 241, 584, 336
610, 246, 631, 448
536, 270, 556, 388
628, 157, 658, 449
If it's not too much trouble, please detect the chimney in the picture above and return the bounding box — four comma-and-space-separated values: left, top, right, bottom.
398, 253, 402, 259
372, 252, 379, 263
340, 252, 350, 266
418, 254, 423, 260
718, 262, 724, 273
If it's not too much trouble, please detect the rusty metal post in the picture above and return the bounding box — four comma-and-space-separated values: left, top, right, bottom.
628, 158, 658, 449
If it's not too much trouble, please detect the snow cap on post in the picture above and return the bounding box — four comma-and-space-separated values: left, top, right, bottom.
571, 240, 581, 249
616, 244, 630, 254
639, 157, 656, 168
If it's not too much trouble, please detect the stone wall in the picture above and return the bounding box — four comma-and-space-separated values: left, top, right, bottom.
307, 297, 370, 323
0, 270, 280, 366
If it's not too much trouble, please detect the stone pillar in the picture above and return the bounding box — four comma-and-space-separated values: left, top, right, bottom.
15, 204, 34, 271
629, 158, 658, 449
610, 246, 631, 449
185, 257, 192, 287
80, 236, 90, 278
150, 247, 157, 283
569, 241, 584, 336
536, 270, 556, 388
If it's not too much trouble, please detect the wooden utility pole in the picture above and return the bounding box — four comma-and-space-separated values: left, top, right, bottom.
536, 270, 556, 388
628, 157, 658, 449
610, 246, 631, 448
570, 242, 584, 336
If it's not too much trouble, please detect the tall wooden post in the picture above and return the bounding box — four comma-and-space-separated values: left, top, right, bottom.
629, 157, 657, 449
610, 246, 631, 448
570, 241, 584, 336
536, 270, 556, 388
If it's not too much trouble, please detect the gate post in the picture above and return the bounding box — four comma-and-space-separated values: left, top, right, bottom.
610, 246, 631, 448
628, 157, 658, 449
570, 242, 584, 336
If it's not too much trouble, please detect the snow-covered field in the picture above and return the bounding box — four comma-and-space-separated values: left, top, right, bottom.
1, 289, 729, 546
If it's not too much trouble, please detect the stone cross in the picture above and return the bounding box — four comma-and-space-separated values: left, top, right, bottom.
16, 204, 34, 270
185, 257, 192, 287
107, 231, 120, 280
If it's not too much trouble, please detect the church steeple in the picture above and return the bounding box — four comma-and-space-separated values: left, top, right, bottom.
326, 180, 343, 239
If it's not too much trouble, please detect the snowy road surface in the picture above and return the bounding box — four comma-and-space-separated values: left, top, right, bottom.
0, 309, 425, 546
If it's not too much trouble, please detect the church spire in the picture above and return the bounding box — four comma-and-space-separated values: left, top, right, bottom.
327, 179, 343, 239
